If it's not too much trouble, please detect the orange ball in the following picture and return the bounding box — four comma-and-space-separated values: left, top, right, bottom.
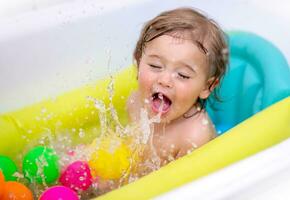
0, 171, 5, 199
3, 181, 33, 200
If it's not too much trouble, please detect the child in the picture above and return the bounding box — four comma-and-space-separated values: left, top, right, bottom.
127, 7, 228, 167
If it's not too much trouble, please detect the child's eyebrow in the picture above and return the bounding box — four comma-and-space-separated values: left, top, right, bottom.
180, 62, 196, 73
147, 54, 162, 59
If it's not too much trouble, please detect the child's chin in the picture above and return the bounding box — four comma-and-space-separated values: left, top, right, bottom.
159, 116, 173, 124
151, 111, 172, 123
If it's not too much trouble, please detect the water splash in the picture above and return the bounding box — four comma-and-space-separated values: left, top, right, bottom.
16, 75, 168, 199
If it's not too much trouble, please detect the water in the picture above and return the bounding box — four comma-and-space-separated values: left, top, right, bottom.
12, 76, 166, 199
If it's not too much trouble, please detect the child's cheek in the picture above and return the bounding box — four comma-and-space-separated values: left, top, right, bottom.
138, 72, 149, 92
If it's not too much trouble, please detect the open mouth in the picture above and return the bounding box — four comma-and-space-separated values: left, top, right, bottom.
151, 92, 172, 114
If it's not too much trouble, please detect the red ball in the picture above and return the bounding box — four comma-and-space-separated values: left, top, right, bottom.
59, 161, 93, 191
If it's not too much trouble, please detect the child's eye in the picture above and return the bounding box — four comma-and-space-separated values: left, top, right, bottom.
149, 64, 162, 69
178, 73, 190, 79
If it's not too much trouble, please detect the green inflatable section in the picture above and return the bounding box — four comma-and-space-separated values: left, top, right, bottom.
207, 31, 290, 134
0, 67, 138, 162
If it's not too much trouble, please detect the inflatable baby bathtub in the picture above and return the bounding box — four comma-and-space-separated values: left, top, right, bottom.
0, 30, 289, 199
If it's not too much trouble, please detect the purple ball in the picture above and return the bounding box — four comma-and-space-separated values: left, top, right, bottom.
59, 161, 93, 191
40, 186, 79, 200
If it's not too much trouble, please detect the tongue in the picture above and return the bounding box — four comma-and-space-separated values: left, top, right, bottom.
152, 95, 171, 113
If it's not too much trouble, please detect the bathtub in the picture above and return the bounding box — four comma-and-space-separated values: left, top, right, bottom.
0, 0, 290, 199
1, 0, 290, 113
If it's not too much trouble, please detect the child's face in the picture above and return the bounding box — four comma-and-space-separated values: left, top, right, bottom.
137, 34, 212, 123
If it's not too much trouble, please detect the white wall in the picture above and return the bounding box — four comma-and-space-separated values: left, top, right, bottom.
0, 0, 289, 113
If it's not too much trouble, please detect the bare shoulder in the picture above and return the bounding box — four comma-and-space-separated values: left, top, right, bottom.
176, 111, 216, 158
190, 111, 217, 145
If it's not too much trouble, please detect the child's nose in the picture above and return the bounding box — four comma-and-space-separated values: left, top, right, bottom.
158, 71, 173, 88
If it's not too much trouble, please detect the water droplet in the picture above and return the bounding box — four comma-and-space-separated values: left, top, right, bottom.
202, 118, 209, 125
79, 129, 85, 138
13, 172, 24, 179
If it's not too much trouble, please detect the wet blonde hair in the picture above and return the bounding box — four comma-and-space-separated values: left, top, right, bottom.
133, 7, 229, 107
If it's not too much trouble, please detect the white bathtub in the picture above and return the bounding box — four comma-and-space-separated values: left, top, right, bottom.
0, 1, 289, 199
0, 0, 289, 113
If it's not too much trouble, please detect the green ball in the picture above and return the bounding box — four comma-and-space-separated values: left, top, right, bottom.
23, 146, 60, 184
0, 155, 18, 181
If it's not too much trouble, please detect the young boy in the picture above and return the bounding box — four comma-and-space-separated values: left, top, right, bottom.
127, 7, 228, 166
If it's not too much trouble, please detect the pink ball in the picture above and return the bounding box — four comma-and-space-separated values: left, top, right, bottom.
40, 186, 79, 200
59, 161, 93, 191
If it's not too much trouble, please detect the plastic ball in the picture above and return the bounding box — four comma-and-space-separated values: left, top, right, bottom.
59, 161, 92, 191
88, 137, 132, 180
0, 171, 4, 198
2, 181, 33, 200
39, 186, 79, 200
0, 155, 18, 181
22, 146, 60, 184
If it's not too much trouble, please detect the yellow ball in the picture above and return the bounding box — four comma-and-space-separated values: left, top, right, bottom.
88, 137, 132, 180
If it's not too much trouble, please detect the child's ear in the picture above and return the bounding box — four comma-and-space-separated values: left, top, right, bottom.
199, 77, 219, 99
